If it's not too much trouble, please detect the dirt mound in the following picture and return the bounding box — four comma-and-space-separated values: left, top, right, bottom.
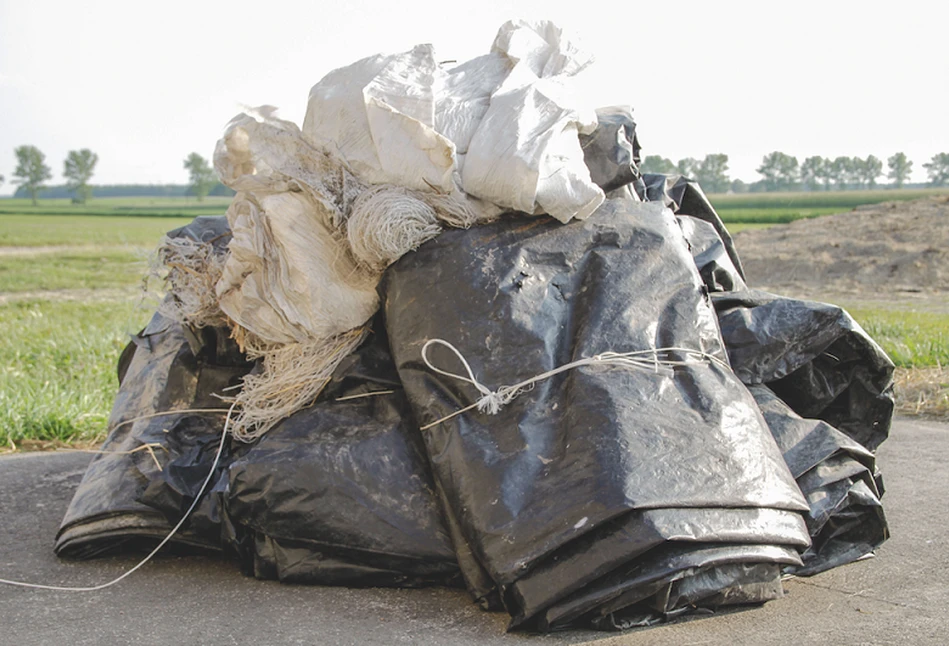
733, 196, 949, 298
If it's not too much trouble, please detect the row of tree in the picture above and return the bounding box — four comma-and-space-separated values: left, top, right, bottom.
641, 152, 949, 193
7, 146, 949, 201
5, 146, 221, 205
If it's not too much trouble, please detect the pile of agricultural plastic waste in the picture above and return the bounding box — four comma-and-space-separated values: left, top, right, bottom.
55, 21, 892, 633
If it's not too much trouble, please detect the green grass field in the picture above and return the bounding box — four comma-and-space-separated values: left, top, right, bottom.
0, 193, 945, 448
0, 196, 231, 218
0, 298, 153, 448
848, 308, 949, 368
709, 187, 949, 225
0, 212, 195, 246
0, 249, 150, 293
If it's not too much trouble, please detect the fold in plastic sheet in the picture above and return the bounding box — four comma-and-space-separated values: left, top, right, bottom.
749, 385, 888, 575
641, 173, 746, 281
223, 324, 461, 587
55, 314, 249, 558
56, 306, 462, 588
579, 106, 645, 196
383, 197, 810, 630
677, 215, 747, 293
301, 19, 603, 223
713, 290, 895, 450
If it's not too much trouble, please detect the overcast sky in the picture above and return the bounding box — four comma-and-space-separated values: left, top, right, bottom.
1, 0, 946, 195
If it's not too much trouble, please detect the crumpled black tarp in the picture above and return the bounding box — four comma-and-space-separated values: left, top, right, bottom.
641, 173, 746, 282
55, 313, 248, 558
749, 385, 888, 576
54, 115, 895, 634
713, 290, 895, 451
56, 217, 461, 587
580, 106, 645, 198
55, 216, 249, 558
223, 320, 461, 588
677, 215, 747, 293
382, 197, 810, 630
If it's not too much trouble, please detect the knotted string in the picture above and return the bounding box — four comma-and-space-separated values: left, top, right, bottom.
419, 338, 729, 431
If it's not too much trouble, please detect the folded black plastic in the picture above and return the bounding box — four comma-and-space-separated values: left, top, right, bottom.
55, 314, 249, 558
712, 290, 895, 451
57, 215, 461, 591
579, 106, 645, 197
749, 385, 888, 575
55, 215, 248, 558
677, 215, 747, 293
641, 173, 745, 282
223, 323, 461, 587
382, 197, 810, 630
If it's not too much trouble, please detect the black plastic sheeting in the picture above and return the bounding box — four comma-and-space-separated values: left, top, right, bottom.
749, 385, 888, 576
382, 198, 810, 630
713, 290, 894, 451
53, 114, 894, 633
641, 172, 746, 282
223, 321, 461, 587
56, 313, 247, 557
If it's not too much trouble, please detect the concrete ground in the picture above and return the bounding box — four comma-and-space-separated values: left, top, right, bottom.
0, 417, 946, 646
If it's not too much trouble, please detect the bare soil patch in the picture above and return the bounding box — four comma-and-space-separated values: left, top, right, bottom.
733, 196, 949, 306
734, 196, 949, 421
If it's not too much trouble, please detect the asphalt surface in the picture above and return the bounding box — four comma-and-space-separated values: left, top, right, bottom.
1, 417, 946, 646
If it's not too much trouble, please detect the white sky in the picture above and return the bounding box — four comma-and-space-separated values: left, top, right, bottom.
1, 0, 947, 195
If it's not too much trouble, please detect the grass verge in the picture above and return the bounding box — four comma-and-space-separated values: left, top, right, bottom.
0, 298, 152, 450
0, 213, 194, 247
848, 308, 949, 368
0, 249, 151, 292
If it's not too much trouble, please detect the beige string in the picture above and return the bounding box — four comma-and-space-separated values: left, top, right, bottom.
0, 403, 237, 592
419, 338, 730, 431
58, 443, 168, 472
334, 390, 397, 402
112, 408, 232, 430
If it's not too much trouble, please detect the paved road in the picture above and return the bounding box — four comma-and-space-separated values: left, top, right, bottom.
1, 418, 946, 645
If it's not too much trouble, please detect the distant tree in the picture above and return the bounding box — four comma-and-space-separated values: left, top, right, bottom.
846, 157, 866, 188
756, 151, 799, 191
183, 153, 216, 201
13, 145, 53, 206
676, 157, 700, 179
887, 152, 913, 188
729, 178, 748, 194
923, 153, 949, 186
694, 154, 730, 193
800, 156, 826, 191
828, 156, 853, 190
0, 174, 4, 188
849, 157, 866, 189
858, 155, 883, 189
639, 155, 676, 175
63, 149, 99, 204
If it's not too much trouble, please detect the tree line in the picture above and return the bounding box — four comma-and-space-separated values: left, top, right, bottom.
641, 152, 949, 193
5, 146, 224, 204
6, 145, 949, 201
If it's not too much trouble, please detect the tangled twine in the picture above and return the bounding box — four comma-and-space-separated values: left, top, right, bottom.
226, 327, 369, 442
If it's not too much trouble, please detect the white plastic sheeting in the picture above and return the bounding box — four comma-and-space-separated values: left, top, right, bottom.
302, 19, 604, 224
216, 191, 378, 348
203, 20, 608, 438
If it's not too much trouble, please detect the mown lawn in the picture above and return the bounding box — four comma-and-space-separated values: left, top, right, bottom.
0, 213, 195, 247
848, 308, 949, 368
0, 249, 151, 292
0, 298, 152, 449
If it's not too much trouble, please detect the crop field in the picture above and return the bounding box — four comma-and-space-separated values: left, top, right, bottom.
710, 187, 949, 225
0, 192, 946, 449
